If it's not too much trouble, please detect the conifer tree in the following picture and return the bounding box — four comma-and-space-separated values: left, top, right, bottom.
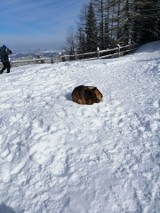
93, 0, 110, 49
75, 4, 88, 54
85, 1, 98, 52
132, 0, 159, 44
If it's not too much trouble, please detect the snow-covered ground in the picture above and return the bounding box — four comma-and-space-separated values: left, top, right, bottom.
0, 41, 160, 213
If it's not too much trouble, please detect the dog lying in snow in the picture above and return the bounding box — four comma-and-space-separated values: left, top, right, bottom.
72, 85, 103, 105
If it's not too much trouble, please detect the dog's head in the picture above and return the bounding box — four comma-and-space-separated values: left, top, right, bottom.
92, 87, 103, 103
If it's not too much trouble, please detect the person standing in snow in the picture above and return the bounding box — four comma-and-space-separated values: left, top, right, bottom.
0, 45, 12, 74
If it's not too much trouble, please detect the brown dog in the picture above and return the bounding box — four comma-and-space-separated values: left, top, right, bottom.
72, 85, 103, 105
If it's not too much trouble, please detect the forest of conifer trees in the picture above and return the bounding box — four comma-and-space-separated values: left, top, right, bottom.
65, 0, 160, 55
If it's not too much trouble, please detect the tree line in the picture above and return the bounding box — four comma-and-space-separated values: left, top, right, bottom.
65, 0, 160, 55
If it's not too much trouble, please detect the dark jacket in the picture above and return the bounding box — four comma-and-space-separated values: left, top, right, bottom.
0, 46, 12, 62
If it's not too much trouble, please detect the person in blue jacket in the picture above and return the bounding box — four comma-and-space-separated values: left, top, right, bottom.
0, 45, 12, 74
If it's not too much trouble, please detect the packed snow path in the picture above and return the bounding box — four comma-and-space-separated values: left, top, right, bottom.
0, 41, 160, 213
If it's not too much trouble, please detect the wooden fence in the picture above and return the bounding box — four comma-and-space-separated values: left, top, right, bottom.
0, 44, 138, 67
60, 44, 138, 61
0, 57, 56, 68
11, 57, 52, 66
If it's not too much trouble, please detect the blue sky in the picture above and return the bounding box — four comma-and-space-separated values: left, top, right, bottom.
0, 0, 87, 51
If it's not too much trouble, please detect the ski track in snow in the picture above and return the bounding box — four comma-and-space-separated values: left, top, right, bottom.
0, 42, 160, 213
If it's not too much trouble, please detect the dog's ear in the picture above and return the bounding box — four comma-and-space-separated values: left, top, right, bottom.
93, 87, 97, 91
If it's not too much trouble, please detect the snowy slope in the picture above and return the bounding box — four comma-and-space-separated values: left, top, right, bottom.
0, 41, 160, 213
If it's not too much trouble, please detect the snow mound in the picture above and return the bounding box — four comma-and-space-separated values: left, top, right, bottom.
136, 40, 160, 53
0, 42, 160, 213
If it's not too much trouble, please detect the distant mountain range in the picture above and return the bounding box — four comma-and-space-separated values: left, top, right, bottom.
10, 50, 60, 61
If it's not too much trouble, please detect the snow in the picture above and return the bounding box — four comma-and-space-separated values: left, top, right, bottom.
0, 41, 160, 213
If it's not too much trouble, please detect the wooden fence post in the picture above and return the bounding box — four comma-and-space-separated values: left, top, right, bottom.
97, 47, 100, 59
117, 44, 121, 57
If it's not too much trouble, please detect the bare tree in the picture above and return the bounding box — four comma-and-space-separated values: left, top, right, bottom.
65, 28, 76, 60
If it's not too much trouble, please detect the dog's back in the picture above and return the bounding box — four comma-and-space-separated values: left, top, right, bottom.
72, 85, 86, 104
72, 85, 103, 105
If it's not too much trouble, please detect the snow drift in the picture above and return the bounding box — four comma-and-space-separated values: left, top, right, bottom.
0, 41, 160, 213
